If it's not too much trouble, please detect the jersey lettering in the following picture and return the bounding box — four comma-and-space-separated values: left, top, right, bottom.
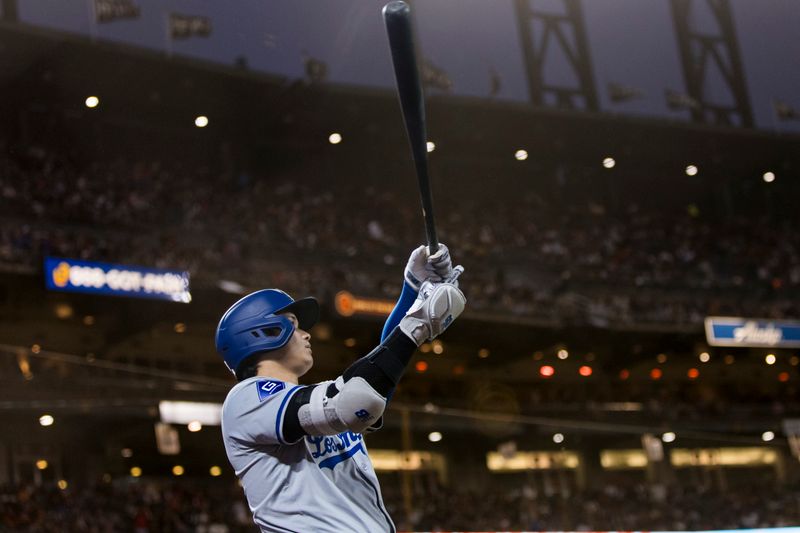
306, 432, 365, 469
256, 379, 285, 402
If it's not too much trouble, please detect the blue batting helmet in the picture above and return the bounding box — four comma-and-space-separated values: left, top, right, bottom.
215, 289, 319, 374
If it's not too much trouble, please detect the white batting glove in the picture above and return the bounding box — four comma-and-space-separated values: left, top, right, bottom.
399, 280, 466, 346
404, 243, 457, 291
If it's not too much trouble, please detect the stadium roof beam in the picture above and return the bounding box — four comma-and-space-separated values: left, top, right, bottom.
670, 0, 754, 128
514, 0, 599, 112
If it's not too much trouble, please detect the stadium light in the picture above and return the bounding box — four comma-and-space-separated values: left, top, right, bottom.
174, 323, 186, 333
478, 348, 490, 359
85, 96, 100, 108
552, 433, 565, 444
579, 365, 592, 377
39, 414, 54, 427
650, 368, 662, 380
194, 115, 209, 128
685, 165, 698, 176
779, 372, 790, 382
515, 149, 528, 161
699, 352, 710, 363
426, 141, 435, 153
539, 365, 555, 378
432, 340, 444, 354
603, 157, 615, 169
762, 431, 775, 442
656, 353, 667, 364
415, 360, 428, 373
36, 459, 48, 470
687, 368, 699, 379
328, 132, 342, 144
54, 303, 73, 319
724, 354, 735, 365
172, 465, 185, 476
763, 171, 776, 183
187, 421, 202, 432
210, 466, 222, 476
765, 354, 776, 365
662, 431, 676, 443
130, 466, 142, 477
428, 431, 443, 442
557, 349, 568, 360
57, 480, 68, 490
120, 448, 133, 458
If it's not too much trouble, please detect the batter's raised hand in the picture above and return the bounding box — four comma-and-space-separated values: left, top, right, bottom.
404, 243, 458, 290
399, 279, 466, 345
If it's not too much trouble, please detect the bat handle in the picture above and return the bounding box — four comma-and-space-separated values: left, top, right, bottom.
426, 228, 439, 255
423, 204, 439, 254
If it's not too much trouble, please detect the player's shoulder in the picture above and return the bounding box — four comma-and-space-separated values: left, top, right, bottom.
223, 377, 296, 412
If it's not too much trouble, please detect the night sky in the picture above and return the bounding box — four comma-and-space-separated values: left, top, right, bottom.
13, 0, 800, 132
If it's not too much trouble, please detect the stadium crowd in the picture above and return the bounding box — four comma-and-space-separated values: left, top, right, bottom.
2, 477, 799, 532
0, 481, 252, 533
2, 142, 799, 326
388, 476, 800, 531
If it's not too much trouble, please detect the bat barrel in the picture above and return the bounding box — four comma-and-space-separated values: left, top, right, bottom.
383, 1, 439, 254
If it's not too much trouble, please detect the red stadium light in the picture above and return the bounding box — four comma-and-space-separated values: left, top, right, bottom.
539, 365, 555, 378
778, 372, 790, 382
579, 365, 593, 377
415, 361, 428, 373
619, 369, 630, 380
650, 368, 663, 380
687, 368, 700, 379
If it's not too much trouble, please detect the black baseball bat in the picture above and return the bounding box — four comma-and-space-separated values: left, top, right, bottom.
382, 0, 439, 253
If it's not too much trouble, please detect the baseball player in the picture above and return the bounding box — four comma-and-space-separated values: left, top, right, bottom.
216, 244, 465, 533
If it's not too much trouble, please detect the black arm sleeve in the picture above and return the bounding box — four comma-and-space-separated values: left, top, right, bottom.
280, 327, 417, 443
281, 386, 313, 444
342, 326, 417, 396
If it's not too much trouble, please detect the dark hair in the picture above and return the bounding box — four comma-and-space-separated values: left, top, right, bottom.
234, 352, 268, 381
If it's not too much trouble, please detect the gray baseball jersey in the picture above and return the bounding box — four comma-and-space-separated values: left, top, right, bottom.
221, 376, 396, 533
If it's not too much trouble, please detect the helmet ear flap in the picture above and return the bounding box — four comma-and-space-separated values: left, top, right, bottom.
228, 315, 296, 380
244, 315, 295, 349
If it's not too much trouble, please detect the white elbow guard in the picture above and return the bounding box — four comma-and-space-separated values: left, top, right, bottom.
297, 376, 387, 435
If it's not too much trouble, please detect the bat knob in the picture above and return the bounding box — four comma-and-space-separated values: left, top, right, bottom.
382, 1, 410, 19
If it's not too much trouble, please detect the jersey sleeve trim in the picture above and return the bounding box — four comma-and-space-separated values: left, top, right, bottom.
275, 385, 301, 445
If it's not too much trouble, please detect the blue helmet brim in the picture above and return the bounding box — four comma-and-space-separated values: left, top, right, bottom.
275, 296, 319, 331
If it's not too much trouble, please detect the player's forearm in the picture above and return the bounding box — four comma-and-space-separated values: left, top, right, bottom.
380, 281, 418, 342
344, 326, 417, 397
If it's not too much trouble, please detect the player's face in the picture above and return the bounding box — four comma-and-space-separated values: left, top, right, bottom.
277, 312, 313, 376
